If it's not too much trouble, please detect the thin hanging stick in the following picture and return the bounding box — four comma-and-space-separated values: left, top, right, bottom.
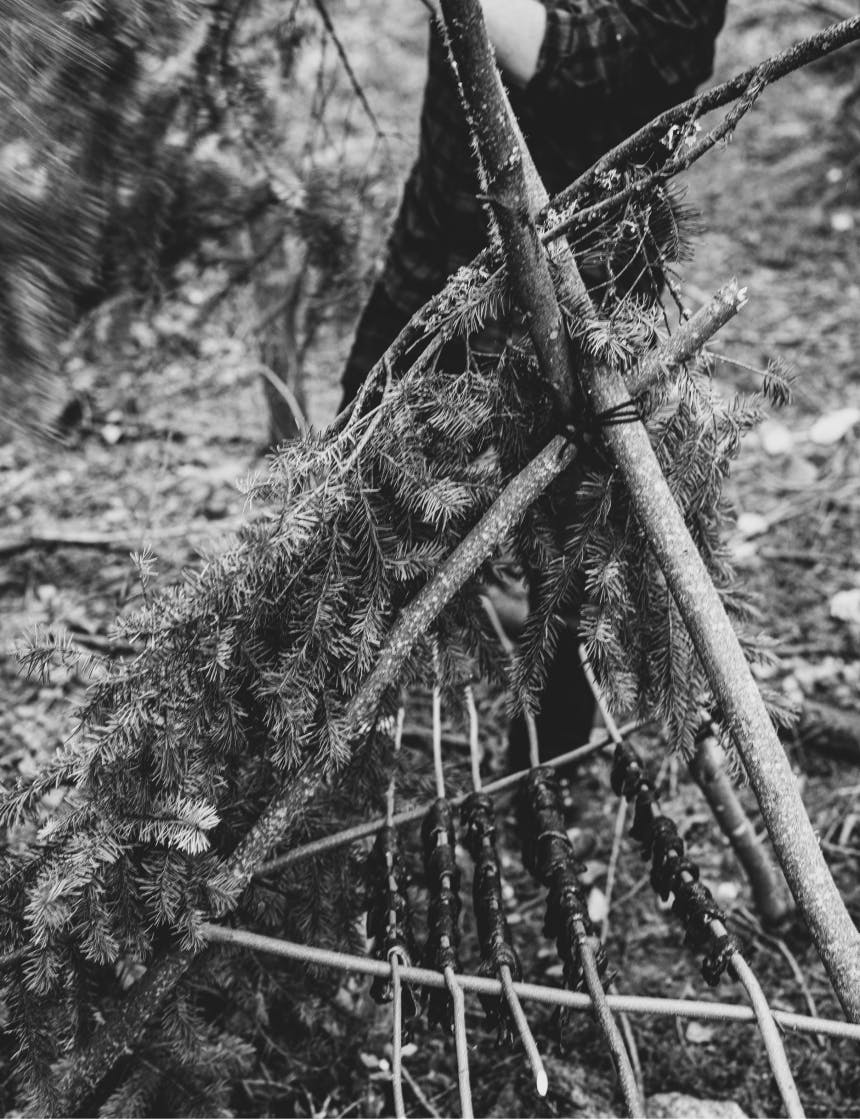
465, 686, 482, 792
198, 923, 860, 1042
574, 919, 643, 1117
432, 651, 445, 801
390, 955, 406, 1119
498, 963, 548, 1098
610, 737, 804, 1117
602, 799, 628, 945
257, 721, 644, 878
388, 706, 407, 1119
465, 688, 547, 1098
578, 651, 624, 747
577, 648, 626, 938
444, 967, 473, 1119
577, 648, 643, 1096
716, 915, 805, 1119
428, 653, 473, 1119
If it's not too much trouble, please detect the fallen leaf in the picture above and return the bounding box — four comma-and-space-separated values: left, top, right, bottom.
809, 408, 860, 446
830, 211, 855, 233
758, 420, 794, 456
830, 588, 860, 625
736, 512, 768, 539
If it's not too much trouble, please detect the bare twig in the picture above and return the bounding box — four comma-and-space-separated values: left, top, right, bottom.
197, 924, 860, 1042
310, 0, 385, 140
575, 922, 644, 1118
465, 687, 547, 1098
390, 955, 406, 1119
256, 364, 309, 438
729, 948, 805, 1118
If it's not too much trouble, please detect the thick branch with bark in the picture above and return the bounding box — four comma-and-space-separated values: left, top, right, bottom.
689, 731, 792, 927
438, 4, 574, 414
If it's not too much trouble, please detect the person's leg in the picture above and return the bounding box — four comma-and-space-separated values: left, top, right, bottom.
340, 280, 414, 412
507, 620, 596, 774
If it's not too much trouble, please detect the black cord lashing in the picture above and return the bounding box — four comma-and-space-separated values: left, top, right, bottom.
562, 394, 649, 452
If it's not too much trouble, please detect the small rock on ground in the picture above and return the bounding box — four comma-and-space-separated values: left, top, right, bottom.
647, 1093, 748, 1119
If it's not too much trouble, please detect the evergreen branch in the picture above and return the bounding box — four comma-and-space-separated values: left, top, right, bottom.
45, 282, 740, 1116
347, 283, 743, 734
441, 0, 860, 1024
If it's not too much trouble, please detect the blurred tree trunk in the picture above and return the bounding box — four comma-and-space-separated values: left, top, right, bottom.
247, 222, 309, 445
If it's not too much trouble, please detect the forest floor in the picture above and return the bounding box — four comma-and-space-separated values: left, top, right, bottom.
2, 2, 860, 1117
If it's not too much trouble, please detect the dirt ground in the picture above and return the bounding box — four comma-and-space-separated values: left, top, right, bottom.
1, 3, 859, 1117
